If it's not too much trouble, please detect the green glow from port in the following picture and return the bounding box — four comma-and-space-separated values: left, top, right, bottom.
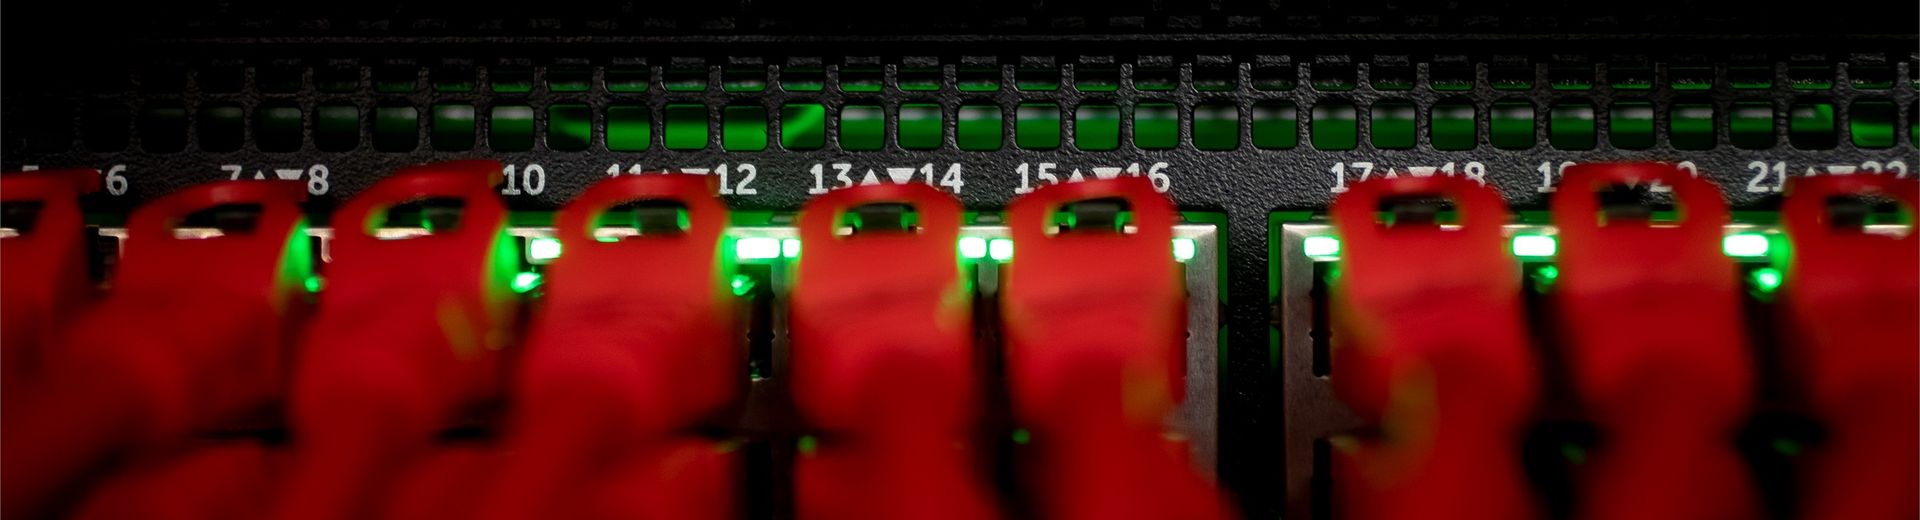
988, 238, 1014, 261
1561, 443, 1588, 465
511, 272, 543, 294
730, 274, 756, 296
1511, 234, 1558, 258
797, 435, 818, 455
1750, 267, 1784, 294
1011, 428, 1031, 445
1531, 265, 1559, 292
959, 236, 989, 259
781, 238, 801, 258
737, 237, 781, 260
1172, 238, 1197, 262
1303, 236, 1341, 259
527, 237, 563, 263
1772, 438, 1803, 456
304, 275, 324, 293
1722, 233, 1770, 258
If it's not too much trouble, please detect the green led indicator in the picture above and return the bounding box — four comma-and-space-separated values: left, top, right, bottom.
304, 275, 325, 293
527, 237, 563, 263
1722, 233, 1770, 258
1172, 238, 1197, 262
1771, 438, 1804, 456
797, 435, 818, 455
781, 238, 802, 258
730, 274, 757, 296
511, 272, 543, 294
1561, 443, 1588, 465
737, 237, 782, 260
1531, 265, 1560, 292
1750, 267, 1784, 294
1011, 428, 1032, 445
1303, 236, 1341, 259
1511, 234, 1558, 258
988, 239, 1014, 262
959, 236, 989, 259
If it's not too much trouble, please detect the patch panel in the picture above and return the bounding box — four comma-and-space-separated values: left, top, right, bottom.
3, 1, 1917, 518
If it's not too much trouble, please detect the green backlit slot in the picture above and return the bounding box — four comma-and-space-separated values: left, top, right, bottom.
1370, 65, 1412, 91
373, 106, 417, 152
606, 69, 648, 92
1789, 102, 1837, 149
1670, 103, 1715, 151
140, 104, 187, 153
1730, 102, 1774, 150
666, 67, 708, 92
433, 104, 476, 151
781, 104, 826, 150
606, 106, 650, 152
1016, 67, 1059, 91
1193, 103, 1239, 151
724, 66, 768, 92
1611, 64, 1653, 90
258, 105, 303, 153
898, 104, 942, 150
1850, 100, 1896, 149
315, 105, 358, 152
1135, 66, 1178, 91
1252, 102, 1297, 150
1489, 65, 1532, 91
1135, 102, 1179, 150
490, 106, 534, 152
1549, 103, 1595, 151
315, 66, 357, 93
1194, 65, 1235, 91
491, 68, 533, 93
957, 105, 1002, 151
257, 66, 301, 94
1490, 101, 1536, 150
199, 104, 243, 152
1790, 65, 1833, 90
1431, 102, 1476, 151
1430, 63, 1473, 91
1671, 66, 1713, 91
839, 105, 884, 151
958, 67, 999, 92
898, 67, 940, 92
433, 67, 473, 92
1310, 63, 1355, 92
783, 67, 824, 92
723, 106, 768, 152
1611, 101, 1655, 150
376, 66, 418, 93
1075, 65, 1118, 92
1851, 66, 1894, 89
665, 104, 709, 150
1016, 103, 1061, 150
1550, 64, 1594, 90
549, 104, 592, 151
1075, 104, 1121, 151
547, 68, 591, 92
840, 67, 882, 92
1370, 101, 1416, 150
1731, 66, 1773, 89
1310, 102, 1357, 151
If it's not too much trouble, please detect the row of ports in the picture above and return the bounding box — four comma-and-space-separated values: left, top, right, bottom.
91, 60, 1912, 97
26, 97, 1912, 154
